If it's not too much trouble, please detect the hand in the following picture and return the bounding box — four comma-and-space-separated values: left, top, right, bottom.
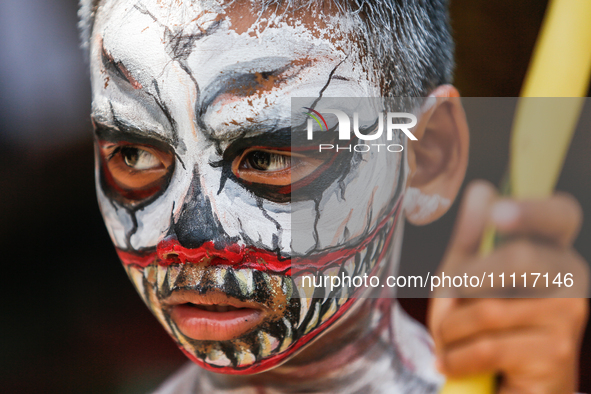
428, 180, 589, 394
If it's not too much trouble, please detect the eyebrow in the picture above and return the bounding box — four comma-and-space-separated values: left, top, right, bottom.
198, 58, 311, 116
92, 117, 177, 152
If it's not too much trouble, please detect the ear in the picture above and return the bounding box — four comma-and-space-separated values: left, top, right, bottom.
405, 85, 469, 225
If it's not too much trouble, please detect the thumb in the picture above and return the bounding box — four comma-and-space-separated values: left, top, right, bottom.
441, 180, 498, 272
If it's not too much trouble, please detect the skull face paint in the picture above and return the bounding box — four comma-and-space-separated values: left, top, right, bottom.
89, 0, 407, 374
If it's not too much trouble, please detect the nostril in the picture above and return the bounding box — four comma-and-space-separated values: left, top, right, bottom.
161, 252, 181, 263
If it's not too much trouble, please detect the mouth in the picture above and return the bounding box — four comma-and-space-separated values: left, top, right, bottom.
119, 198, 403, 373
164, 291, 265, 341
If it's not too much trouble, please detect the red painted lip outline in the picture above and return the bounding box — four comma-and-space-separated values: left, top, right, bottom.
178, 204, 402, 375
117, 197, 403, 374
116, 197, 402, 276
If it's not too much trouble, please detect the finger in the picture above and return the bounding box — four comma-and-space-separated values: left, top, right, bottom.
451, 241, 589, 298
443, 180, 497, 268
491, 192, 583, 248
427, 297, 459, 352
437, 298, 580, 347
439, 329, 575, 380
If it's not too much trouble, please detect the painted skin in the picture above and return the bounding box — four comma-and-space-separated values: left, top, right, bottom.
89, 0, 441, 391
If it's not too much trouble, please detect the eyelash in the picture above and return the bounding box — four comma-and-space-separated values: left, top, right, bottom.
98, 141, 174, 203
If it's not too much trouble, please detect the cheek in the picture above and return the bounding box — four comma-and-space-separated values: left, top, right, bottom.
291, 144, 405, 253
95, 152, 192, 252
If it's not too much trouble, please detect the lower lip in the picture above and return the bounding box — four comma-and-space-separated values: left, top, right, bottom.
170, 304, 263, 341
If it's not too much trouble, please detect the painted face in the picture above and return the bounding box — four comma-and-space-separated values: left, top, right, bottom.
90, 0, 407, 374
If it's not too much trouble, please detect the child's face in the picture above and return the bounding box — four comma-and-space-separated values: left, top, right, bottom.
89, 0, 407, 373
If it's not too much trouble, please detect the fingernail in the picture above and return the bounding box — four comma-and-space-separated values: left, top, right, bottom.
491, 200, 520, 227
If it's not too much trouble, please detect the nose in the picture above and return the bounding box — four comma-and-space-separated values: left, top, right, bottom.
171, 175, 236, 250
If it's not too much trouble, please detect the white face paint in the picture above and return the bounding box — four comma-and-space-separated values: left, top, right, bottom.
403, 187, 450, 223
90, 0, 407, 374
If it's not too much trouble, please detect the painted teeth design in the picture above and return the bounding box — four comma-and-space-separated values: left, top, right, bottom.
279, 318, 293, 352
215, 267, 227, 287
355, 248, 368, 276
304, 301, 320, 334
344, 256, 356, 277
281, 277, 293, 299
297, 295, 314, 329
128, 265, 146, 301
293, 275, 315, 328
323, 266, 340, 279
206, 347, 232, 367
258, 331, 280, 358
144, 265, 157, 285
157, 264, 168, 290
167, 264, 182, 288
235, 349, 256, 367
234, 269, 254, 296
287, 211, 398, 341
320, 298, 337, 325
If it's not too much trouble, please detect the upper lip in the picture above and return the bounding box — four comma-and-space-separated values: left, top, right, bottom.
162, 289, 266, 311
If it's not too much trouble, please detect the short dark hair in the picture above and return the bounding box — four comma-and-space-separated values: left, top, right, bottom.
79, 0, 454, 97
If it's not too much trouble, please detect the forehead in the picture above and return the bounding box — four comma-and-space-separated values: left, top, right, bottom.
90, 0, 376, 144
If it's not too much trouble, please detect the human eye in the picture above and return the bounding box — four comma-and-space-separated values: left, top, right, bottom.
98, 142, 174, 201
231, 147, 323, 187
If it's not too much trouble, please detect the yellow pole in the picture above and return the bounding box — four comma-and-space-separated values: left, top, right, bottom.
440, 0, 591, 392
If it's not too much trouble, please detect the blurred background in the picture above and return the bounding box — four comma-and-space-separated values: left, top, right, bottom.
0, 0, 589, 392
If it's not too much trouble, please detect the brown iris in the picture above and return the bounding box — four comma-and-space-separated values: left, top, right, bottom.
99, 142, 174, 200
232, 148, 323, 186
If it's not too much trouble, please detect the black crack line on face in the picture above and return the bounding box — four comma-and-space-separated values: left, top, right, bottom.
209, 159, 233, 196
361, 187, 377, 243
162, 200, 177, 240
334, 148, 363, 202
312, 197, 322, 251
124, 206, 140, 249
307, 57, 347, 112
236, 220, 264, 256
134, 3, 223, 144
297, 154, 403, 262
164, 19, 222, 94
255, 197, 283, 252
146, 79, 182, 147
328, 147, 407, 257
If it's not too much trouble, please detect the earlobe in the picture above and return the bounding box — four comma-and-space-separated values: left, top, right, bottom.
405, 85, 469, 225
